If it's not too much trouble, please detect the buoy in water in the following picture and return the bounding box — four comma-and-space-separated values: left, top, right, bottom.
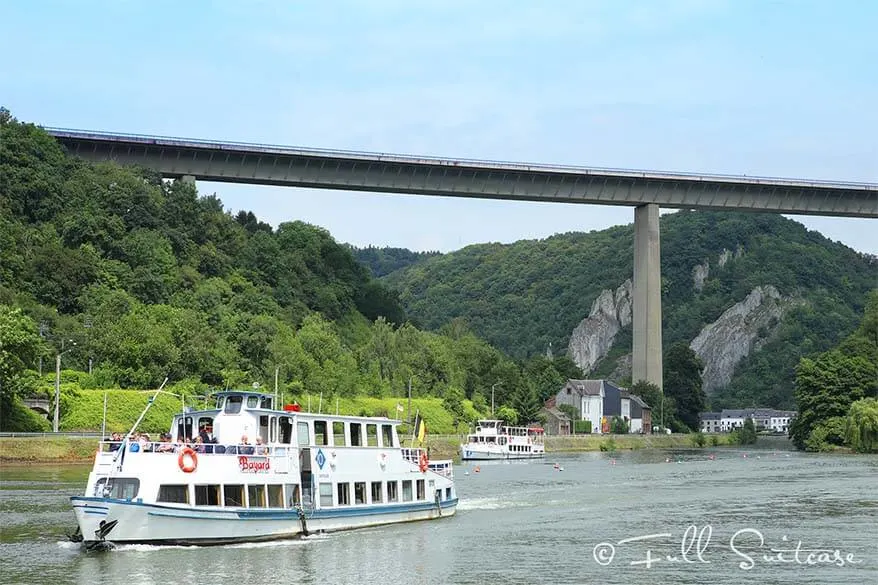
474, 466, 480, 473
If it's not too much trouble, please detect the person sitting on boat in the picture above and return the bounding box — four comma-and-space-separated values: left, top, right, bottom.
254, 436, 268, 455
192, 435, 206, 453
156, 433, 174, 453
239, 435, 254, 455
139, 433, 153, 452
108, 432, 122, 451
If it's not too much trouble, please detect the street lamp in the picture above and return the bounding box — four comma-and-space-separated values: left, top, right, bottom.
54, 339, 76, 433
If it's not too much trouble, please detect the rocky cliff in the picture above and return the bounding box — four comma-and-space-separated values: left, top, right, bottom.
568, 280, 632, 373
689, 285, 793, 394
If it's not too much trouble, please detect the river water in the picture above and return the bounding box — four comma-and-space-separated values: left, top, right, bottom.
1, 445, 875, 585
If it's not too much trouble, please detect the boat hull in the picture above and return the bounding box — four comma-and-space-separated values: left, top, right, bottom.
71, 496, 457, 546
459, 446, 545, 461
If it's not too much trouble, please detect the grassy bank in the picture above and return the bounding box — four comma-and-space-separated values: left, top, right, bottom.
1, 433, 737, 464
0, 438, 99, 463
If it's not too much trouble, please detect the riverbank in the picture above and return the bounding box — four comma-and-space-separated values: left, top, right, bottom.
0, 433, 742, 463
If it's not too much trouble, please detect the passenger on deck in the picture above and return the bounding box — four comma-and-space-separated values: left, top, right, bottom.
108, 432, 122, 451
193, 436, 205, 453
255, 437, 268, 455
239, 435, 254, 455
156, 433, 174, 452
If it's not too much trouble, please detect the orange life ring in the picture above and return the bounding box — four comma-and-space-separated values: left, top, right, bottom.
418, 451, 429, 473
178, 447, 197, 473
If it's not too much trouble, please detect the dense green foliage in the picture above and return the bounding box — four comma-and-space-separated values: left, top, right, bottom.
0, 112, 581, 431
349, 246, 440, 278
791, 292, 878, 451
731, 417, 758, 445
662, 342, 705, 431
384, 210, 876, 408
845, 398, 878, 453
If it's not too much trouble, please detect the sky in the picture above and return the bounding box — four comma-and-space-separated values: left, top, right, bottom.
2, 1, 876, 254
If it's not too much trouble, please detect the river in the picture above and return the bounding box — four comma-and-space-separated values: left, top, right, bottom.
1, 444, 875, 585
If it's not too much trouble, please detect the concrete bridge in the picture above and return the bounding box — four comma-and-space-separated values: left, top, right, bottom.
22, 398, 51, 417
46, 128, 878, 392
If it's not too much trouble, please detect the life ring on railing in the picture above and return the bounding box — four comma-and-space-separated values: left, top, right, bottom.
178, 447, 198, 473
418, 451, 429, 473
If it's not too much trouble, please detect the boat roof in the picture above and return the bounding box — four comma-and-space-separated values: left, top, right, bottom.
211, 390, 275, 399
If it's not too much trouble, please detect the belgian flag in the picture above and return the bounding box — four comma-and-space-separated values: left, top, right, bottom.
413, 413, 427, 445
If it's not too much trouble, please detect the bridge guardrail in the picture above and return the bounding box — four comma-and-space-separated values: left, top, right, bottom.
0, 432, 103, 438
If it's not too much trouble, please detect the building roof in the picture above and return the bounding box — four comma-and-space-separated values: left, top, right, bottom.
629, 395, 651, 410
542, 407, 571, 422
700, 412, 721, 421
620, 390, 631, 399
564, 379, 604, 396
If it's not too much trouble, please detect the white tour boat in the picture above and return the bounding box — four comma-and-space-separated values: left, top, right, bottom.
70, 389, 456, 548
459, 419, 545, 460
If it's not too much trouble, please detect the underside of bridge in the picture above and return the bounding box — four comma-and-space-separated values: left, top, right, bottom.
46, 129, 877, 405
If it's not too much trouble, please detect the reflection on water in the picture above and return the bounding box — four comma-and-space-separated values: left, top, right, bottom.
1, 447, 876, 584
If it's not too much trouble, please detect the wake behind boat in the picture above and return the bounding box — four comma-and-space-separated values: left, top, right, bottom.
70, 388, 456, 548
459, 420, 545, 460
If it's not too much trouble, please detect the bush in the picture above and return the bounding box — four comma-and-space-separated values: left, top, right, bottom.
574, 420, 592, 433
691, 432, 706, 448
599, 437, 617, 452
709, 434, 719, 447
611, 416, 629, 434
0, 397, 52, 432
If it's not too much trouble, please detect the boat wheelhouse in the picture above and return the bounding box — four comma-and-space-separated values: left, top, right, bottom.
70, 390, 456, 547
459, 419, 545, 460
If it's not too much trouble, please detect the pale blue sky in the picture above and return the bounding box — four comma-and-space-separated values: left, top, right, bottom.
3, 1, 876, 253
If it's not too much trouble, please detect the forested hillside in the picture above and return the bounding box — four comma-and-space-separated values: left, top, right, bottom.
349, 246, 440, 278
383, 210, 877, 409
0, 111, 580, 431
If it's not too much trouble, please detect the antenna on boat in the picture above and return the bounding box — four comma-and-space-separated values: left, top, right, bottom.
112, 377, 169, 468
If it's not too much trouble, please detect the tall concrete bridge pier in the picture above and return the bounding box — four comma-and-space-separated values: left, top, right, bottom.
46, 129, 878, 393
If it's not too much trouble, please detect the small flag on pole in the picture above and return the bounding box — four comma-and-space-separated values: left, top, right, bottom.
413, 413, 427, 445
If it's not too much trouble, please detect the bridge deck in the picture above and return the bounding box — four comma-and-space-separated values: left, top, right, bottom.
47, 128, 877, 218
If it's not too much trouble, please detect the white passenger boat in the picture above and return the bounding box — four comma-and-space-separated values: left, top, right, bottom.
459, 419, 545, 460
70, 389, 456, 547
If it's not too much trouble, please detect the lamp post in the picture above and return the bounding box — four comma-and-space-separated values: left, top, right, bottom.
54, 339, 76, 433
491, 383, 500, 418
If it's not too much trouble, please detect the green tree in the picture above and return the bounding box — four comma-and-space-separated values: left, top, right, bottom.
739, 417, 757, 445
0, 306, 44, 429
610, 415, 629, 434
845, 397, 878, 453
496, 405, 519, 425
512, 381, 542, 425
663, 342, 705, 431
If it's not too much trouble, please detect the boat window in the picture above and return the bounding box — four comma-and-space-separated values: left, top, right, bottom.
319, 483, 333, 507
314, 421, 329, 446
285, 484, 299, 507
371, 481, 383, 504
381, 424, 394, 448
402, 480, 413, 502
223, 484, 244, 507
349, 423, 362, 446
157, 484, 189, 504
387, 481, 399, 502
354, 482, 366, 505
297, 422, 310, 445
225, 395, 243, 414
247, 396, 259, 409
259, 415, 269, 443
215, 396, 225, 409
195, 485, 220, 506
280, 417, 293, 444
337, 483, 350, 506
269, 416, 277, 443
94, 478, 140, 500
176, 416, 193, 441
366, 424, 378, 447
260, 396, 273, 409
248, 485, 266, 508
445, 487, 452, 500
416, 479, 425, 500
332, 422, 346, 446
267, 485, 284, 508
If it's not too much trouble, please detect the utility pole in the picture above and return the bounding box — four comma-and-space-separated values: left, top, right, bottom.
53, 339, 76, 432
407, 376, 412, 424
491, 383, 499, 418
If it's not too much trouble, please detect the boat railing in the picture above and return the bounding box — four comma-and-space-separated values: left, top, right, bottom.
400, 447, 454, 479
98, 440, 282, 457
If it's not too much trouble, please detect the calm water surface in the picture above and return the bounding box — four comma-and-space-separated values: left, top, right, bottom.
1, 445, 875, 585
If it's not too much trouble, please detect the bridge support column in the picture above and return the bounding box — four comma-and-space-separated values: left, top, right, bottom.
632, 204, 663, 391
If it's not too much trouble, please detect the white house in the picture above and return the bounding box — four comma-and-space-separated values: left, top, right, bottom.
700, 409, 797, 433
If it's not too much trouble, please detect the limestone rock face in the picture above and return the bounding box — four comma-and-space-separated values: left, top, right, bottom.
693, 261, 710, 292
568, 280, 632, 373
690, 285, 790, 394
